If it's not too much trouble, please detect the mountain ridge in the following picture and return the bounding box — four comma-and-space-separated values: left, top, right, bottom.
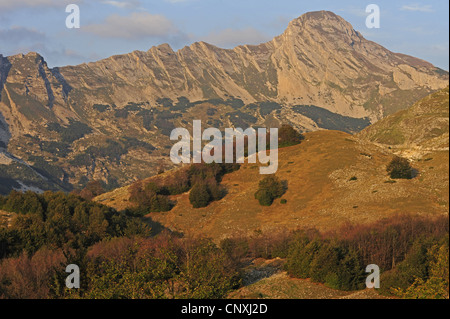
56, 10, 448, 119
0, 10, 448, 194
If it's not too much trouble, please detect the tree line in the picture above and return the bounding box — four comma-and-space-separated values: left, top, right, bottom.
0, 204, 447, 298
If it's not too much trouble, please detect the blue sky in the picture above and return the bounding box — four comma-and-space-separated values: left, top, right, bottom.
0, 0, 448, 70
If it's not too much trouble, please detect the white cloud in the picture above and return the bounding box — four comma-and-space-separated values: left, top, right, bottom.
201, 27, 271, 48
338, 7, 367, 18
0, 26, 46, 44
83, 12, 181, 39
400, 4, 434, 12
102, 0, 140, 9
0, 26, 89, 67
0, 0, 82, 11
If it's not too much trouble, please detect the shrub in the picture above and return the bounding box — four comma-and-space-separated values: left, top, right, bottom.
206, 108, 216, 116
387, 156, 414, 179
129, 181, 172, 213
86, 140, 127, 164
254, 175, 286, 206
93, 104, 110, 112
0, 191, 151, 259
279, 124, 304, 147
163, 170, 190, 195
254, 189, 273, 206
78, 180, 105, 201
287, 237, 365, 291
379, 236, 440, 296
60, 120, 93, 143
179, 239, 240, 298
189, 182, 211, 208
309, 242, 341, 284
286, 237, 321, 279
114, 109, 129, 119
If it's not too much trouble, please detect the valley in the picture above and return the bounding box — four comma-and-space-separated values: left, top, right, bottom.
0, 9, 448, 301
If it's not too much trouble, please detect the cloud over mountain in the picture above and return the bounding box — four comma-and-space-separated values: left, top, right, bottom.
83, 12, 184, 40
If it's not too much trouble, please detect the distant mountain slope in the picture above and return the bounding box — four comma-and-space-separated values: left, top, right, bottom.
358, 87, 449, 152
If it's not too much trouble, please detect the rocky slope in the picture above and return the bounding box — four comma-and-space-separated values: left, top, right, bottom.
0, 11, 448, 194
359, 87, 449, 145
358, 87, 449, 158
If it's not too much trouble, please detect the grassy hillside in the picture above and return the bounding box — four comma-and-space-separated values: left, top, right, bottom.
95, 129, 449, 242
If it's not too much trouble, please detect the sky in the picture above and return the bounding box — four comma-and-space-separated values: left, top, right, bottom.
0, 0, 448, 70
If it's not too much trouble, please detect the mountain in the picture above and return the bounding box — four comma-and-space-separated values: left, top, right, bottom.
0, 11, 448, 194
94, 88, 449, 240
58, 11, 448, 120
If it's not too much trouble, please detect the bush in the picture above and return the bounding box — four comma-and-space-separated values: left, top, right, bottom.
392, 240, 449, 299
279, 124, 304, 147
129, 181, 172, 213
61, 120, 92, 143
93, 104, 110, 112
78, 180, 105, 201
158, 170, 191, 195
179, 239, 240, 298
86, 139, 127, 164
189, 182, 211, 208
387, 156, 414, 179
127, 163, 236, 211
309, 242, 341, 284
379, 236, 440, 296
254, 189, 273, 206
286, 237, 321, 279
254, 175, 286, 206
114, 109, 129, 119
286, 237, 365, 291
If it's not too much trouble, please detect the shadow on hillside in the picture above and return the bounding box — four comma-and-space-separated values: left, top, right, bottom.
142, 215, 183, 237
281, 180, 288, 193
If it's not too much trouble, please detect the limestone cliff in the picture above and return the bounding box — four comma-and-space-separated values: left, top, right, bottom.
58, 11, 448, 122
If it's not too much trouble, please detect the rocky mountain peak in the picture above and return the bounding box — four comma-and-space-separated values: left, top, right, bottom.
289, 10, 345, 26
280, 11, 362, 50
149, 43, 175, 55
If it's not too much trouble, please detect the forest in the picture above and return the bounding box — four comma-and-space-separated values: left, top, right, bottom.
0, 189, 448, 299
